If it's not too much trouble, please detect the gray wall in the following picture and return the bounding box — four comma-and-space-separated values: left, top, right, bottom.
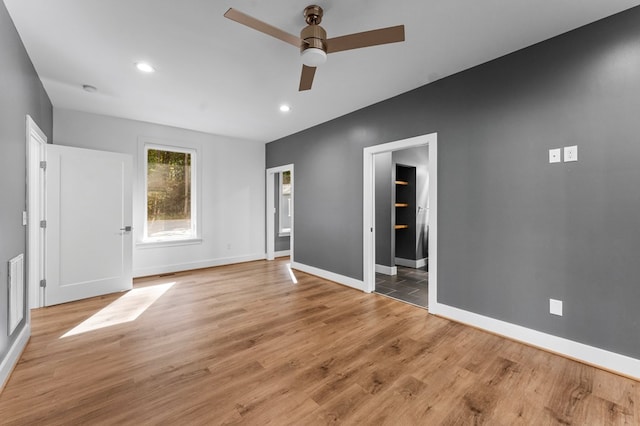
0, 2, 52, 362
374, 152, 393, 267
267, 6, 640, 359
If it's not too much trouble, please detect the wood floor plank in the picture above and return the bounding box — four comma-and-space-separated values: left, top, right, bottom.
0, 258, 638, 425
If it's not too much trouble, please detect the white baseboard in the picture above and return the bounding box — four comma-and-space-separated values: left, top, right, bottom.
375, 264, 397, 276
134, 253, 266, 277
429, 302, 640, 381
0, 322, 30, 393
395, 257, 427, 268
274, 250, 291, 258
290, 262, 365, 292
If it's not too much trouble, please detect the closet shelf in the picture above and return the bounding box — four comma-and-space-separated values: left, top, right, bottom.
394, 224, 409, 230
395, 180, 409, 186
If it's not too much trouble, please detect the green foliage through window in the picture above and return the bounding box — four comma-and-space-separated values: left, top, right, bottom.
146, 148, 194, 239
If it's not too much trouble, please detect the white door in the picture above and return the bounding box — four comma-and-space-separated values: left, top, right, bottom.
45, 144, 133, 306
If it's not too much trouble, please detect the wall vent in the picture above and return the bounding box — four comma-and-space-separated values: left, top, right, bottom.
8, 254, 24, 335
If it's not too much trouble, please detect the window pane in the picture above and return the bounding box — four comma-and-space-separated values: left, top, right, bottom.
282, 170, 291, 195
147, 148, 193, 239
279, 171, 291, 234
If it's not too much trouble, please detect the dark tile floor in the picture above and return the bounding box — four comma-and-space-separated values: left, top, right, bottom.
375, 266, 428, 307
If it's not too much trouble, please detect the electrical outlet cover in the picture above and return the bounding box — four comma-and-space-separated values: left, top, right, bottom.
550, 299, 563, 316
564, 145, 577, 162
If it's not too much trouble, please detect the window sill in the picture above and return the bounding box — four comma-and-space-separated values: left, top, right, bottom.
136, 238, 202, 249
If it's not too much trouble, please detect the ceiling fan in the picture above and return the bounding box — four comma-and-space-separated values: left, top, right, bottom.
224, 5, 405, 91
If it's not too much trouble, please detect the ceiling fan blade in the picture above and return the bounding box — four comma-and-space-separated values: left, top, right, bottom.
224, 8, 302, 48
299, 65, 317, 91
326, 25, 405, 54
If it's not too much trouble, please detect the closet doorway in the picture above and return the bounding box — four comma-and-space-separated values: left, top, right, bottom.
363, 133, 437, 308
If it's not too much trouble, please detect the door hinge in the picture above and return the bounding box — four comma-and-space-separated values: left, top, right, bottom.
39, 279, 47, 288
40, 220, 47, 228
40, 160, 47, 170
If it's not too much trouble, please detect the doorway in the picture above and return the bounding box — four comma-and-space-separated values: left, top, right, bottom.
376, 151, 429, 307
26, 115, 46, 309
266, 164, 294, 261
363, 133, 437, 308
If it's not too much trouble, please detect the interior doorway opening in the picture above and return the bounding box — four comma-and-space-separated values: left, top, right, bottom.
363, 133, 437, 309
266, 164, 294, 261
376, 150, 429, 307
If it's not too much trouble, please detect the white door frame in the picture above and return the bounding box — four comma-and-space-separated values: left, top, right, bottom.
363, 133, 437, 307
26, 115, 47, 309
266, 164, 294, 261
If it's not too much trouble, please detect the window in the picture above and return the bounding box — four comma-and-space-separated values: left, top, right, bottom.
144, 145, 197, 242
278, 170, 291, 236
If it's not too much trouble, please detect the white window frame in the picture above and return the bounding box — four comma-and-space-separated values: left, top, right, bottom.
278, 171, 291, 236
139, 141, 200, 246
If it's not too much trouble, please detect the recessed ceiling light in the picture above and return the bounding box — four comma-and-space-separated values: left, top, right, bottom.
82, 84, 97, 93
279, 104, 291, 113
135, 62, 155, 73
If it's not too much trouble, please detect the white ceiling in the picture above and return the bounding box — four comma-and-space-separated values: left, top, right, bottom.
5, 0, 640, 142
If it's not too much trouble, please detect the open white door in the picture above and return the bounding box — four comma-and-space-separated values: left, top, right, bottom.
45, 144, 133, 306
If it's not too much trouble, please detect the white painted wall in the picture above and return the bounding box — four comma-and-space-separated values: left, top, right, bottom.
53, 108, 265, 277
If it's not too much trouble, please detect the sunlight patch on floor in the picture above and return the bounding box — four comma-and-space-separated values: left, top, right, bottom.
287, 263, 298, 284
60, 282, 175, 338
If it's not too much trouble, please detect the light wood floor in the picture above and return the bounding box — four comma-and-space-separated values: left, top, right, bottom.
1, 259, 638, 425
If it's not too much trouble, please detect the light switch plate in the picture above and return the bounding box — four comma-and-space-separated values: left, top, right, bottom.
549, 148, 561, 163
564, 145, 577, 162
22, 211, 27, 226
550, 299, 563, 316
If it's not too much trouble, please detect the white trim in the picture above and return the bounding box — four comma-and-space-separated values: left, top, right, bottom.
133, 253, 265, 277
428, 139, 438, 309
0, 322, 30, 392
136, 238, 203, 249
291, 262, 365, 292
138, 137, 202, 245
429, 302, 640, 381
274, 250, 291, 258
375, 264, 397, 275
26, 115, 47, 309
266, 164, 294, 261
394, 257, 428, 268
363, 133, 437, 301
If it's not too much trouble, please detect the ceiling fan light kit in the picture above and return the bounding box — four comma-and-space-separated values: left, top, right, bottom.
301, 48, 327, 67
224, 4, 405, 91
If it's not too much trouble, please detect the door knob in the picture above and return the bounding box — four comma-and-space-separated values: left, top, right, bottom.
120, 226, 133, 232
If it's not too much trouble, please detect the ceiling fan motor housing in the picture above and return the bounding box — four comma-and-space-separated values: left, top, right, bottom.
300, 24, 327, 52
300, 6, 327, 66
